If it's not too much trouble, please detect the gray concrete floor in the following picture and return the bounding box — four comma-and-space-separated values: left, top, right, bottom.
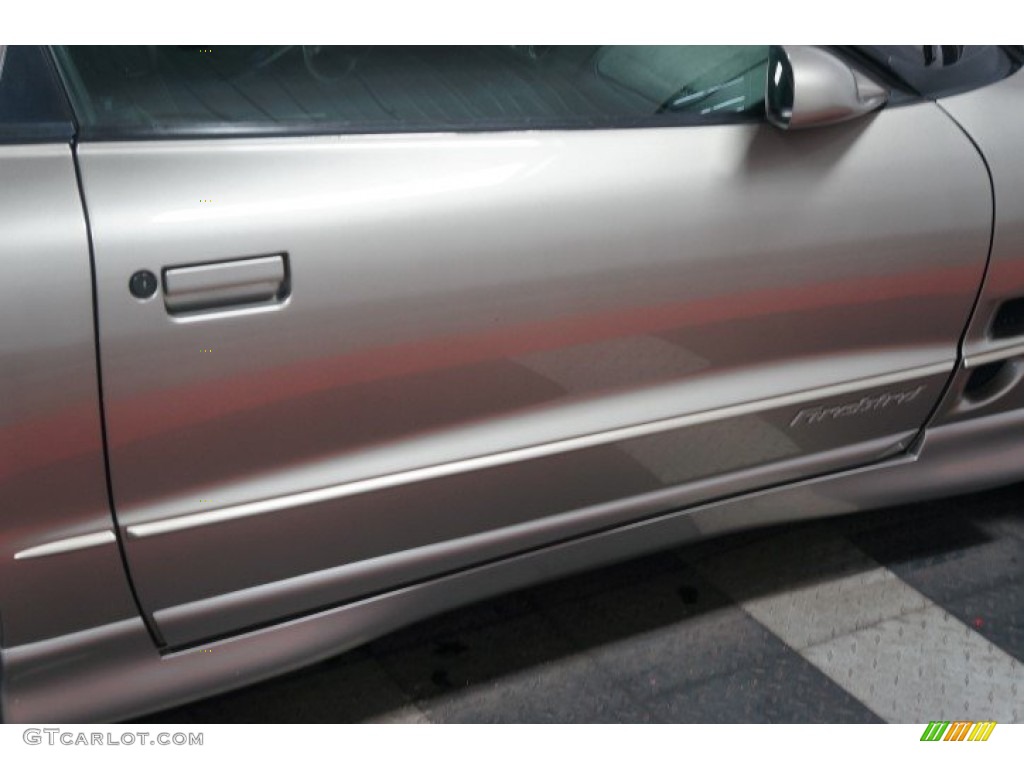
136, 482, 1024, 723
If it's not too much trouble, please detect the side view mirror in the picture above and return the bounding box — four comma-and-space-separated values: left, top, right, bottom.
766, 46, 890, 130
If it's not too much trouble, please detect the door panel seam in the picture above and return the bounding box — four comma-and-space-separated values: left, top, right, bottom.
70, 141, 166, 648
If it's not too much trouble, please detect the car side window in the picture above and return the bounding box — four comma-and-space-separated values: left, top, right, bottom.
53, 46, 770, 139
0, 46, 74, 144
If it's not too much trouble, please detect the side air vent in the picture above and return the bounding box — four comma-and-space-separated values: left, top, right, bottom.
963, 361, 1011, 403
991, 297, 1024, 339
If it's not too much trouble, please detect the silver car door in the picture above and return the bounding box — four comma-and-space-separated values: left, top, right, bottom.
58, 46, 991, 647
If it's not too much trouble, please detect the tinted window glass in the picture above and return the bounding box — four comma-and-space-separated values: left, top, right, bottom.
857, 45, 1021, 99
0, 46, 74, 143
54, 46, 769, 138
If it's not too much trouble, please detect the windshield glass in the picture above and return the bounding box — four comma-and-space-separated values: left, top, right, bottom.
856, 45, 1021, 98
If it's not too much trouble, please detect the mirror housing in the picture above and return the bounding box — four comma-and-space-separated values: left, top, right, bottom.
766, 46, 889, 130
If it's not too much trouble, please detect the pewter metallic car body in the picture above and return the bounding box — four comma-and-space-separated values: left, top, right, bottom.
2, 45, 1024, 722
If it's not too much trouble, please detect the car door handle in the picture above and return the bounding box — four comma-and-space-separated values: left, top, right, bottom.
162, 254, 289, 314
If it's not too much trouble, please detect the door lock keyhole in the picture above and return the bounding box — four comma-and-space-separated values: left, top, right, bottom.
129, 270, 159, 300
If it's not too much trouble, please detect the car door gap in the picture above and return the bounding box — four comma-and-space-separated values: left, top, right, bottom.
70, 139, 167, 649
905, 102, 999, 454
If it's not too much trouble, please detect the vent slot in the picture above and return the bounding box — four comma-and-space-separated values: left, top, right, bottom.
991, 297, 1024, 339
963, 360, 1019, 405
964, 362, 1005, 401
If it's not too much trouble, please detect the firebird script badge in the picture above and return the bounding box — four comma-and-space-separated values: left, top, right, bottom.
790, 385, 926, 427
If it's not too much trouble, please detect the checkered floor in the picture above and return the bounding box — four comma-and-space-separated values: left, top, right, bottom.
136, 482, 1024, 723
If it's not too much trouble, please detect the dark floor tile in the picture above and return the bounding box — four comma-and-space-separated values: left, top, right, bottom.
374, 611, 651, 722
538, 568, 786, 697
852, 512, 1005, 572
367, 588, 539, 656
419, 654, 653, 723
648, 651, 883, 723
523, 550, 689, 608
673, 525, 787, 564
375, 612, 578, 700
